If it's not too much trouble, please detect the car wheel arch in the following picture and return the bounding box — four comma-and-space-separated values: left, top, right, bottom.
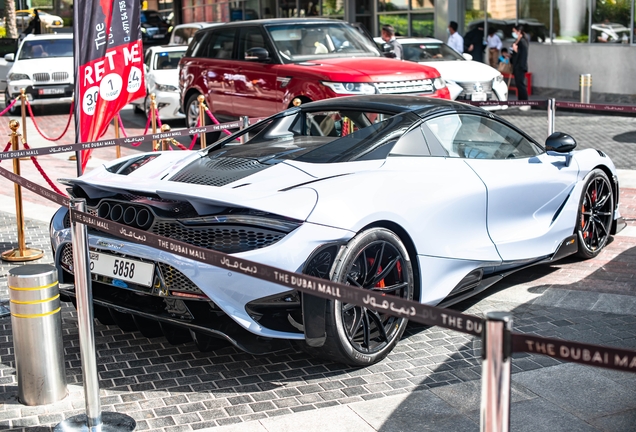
183, 88, 206, 113
592, 163, 620, 234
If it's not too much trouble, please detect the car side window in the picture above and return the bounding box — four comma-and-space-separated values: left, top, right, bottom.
186, 31, 207, 57
238, 27, 268, 60
424, 114, 542, 159
204, 28, 237, 59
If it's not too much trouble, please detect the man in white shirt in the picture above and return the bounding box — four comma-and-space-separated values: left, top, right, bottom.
487, 27, 502, 68
447, 21, 464, 54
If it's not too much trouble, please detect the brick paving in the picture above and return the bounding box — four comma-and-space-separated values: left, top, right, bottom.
0, 104, 634, 430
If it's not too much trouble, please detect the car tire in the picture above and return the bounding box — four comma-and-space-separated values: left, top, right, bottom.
185, 93, 221, 145
5, 91, 19, 115
306, 227, 414, 366
576, 168, 614, 259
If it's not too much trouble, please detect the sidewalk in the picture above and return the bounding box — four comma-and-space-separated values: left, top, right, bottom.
0, 103, 634, 431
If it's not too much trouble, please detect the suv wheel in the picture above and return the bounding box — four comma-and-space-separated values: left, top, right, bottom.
185, 93, 220, 145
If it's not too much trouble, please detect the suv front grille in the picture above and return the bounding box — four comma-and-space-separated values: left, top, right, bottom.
33, 73, 50, 82
32, 72, 70, 83
376, 79, 434, 94
458, 81, 493, 95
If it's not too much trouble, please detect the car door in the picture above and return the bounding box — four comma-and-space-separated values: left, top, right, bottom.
423, 113, 579, 261
188, 27, 237, 121
231, 26, 282, 118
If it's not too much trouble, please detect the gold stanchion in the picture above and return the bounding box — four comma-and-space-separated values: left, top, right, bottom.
114, 116, 121, 159
19, 89, 31, 161
197, 95, 206, 149
150, 93, 158, 151
161, 124, 171, 151
1, 120, 44, 262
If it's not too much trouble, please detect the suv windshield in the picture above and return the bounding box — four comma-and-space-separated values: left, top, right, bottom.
401, 42, 464, 62
265, 23, 381, 62
19, 39, 73, 60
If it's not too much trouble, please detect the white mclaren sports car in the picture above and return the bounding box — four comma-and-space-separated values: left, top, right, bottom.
50, 95, 625, 366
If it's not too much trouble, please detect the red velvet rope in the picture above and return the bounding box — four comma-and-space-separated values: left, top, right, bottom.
26, 100, 74, 141
172, 139, 188, 151
0, 98, 19, 117
205, 108, 233, 136
21, 141, 67, 196
117, 113, 151, 147
2, 141, 11, 153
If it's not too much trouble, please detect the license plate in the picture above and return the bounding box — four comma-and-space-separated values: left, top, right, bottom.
89, 252, 155, 287
471, 92, 487, 101
153, 34, 165, 39
39, 88, 65, 95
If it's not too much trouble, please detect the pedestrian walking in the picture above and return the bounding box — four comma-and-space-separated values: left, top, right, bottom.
447, 21, 463, 54
380, 24, 403, 60
464, 25, 485, 62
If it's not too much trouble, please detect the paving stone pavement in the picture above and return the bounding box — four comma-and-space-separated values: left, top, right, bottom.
0, 189, 634, 430
0, 104, 634, 430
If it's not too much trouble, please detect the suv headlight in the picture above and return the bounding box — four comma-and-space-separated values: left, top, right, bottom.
322, 82, 377, 95
433, 77, 446, 89
495, 74, 504, 83
156, 84, 178, 92
8, 73, 30, 81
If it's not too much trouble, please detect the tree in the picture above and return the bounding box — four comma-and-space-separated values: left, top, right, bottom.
5, 0, 18, 38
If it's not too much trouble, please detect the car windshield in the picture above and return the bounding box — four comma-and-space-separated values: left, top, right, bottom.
141, 11, 165, 26
265, 23, 381, 62
18, 39, 73, 59
402, 42, 464, 62
153, 50, 185, 69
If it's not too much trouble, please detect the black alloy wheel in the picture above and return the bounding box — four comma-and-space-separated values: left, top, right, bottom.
577, 169, 614, 259
311, 228, 414, 366
185, 93, 220, 144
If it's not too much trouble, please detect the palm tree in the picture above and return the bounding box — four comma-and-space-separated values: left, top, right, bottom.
5, 0, 18, 38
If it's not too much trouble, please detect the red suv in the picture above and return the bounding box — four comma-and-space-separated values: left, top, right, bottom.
179, 18, 450, 133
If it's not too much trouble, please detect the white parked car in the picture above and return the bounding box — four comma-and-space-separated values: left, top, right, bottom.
376, 37, 508, 103
168, 22, 217, 45
4, 34, 74, 114
133, 45, 186, 120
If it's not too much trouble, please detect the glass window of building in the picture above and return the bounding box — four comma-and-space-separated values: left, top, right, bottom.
411, 13, 434, 37
591, 0, 631, 43
551, 0, 590, 43
379, 14, 408, 36
377, 0, 434, 37
379, 0, 410, 12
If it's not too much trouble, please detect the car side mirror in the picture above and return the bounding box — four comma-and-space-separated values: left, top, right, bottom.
545, 132, 577, 153
462, 53, 473, 61
245, 47, 269, 61
4, 53, 14, 62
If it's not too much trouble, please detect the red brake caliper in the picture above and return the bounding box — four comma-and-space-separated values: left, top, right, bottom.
583, 189, 597, 239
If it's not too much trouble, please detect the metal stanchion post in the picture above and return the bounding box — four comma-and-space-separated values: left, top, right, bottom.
55, 199, 135, 431
579, 74, 592, 103
161, 124, 171, 151
480, 312, 512, 432
9, 264, 67, 405
20, 89, 27, 144
239, 116, 249, 144
1, 120, 44, 262
198, 95, 206, 149
150, 93, 158, 151
547, 98, 556, 136
114, 116, 121, 159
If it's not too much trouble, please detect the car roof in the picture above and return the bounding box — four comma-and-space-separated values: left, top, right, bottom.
173, 22, 218, 29
198, 17, 355, 31
23, 33, 72, 41
373, 36, 445, 45
300, 95, 485, 118
148, 44, 188, 52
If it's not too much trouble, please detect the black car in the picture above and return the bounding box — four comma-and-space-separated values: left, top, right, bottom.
141, 10, 171, 47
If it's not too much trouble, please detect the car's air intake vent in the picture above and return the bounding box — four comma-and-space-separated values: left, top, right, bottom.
376, 79, 434, 94
169, 157, 268, 187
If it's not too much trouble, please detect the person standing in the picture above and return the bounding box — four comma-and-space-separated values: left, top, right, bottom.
22, 9, 42, 35
447, 21, 463, 54
487, 27, 502, 68
511, 24, 529, 105
380, 25, 403, 60
464, 25, 485, 62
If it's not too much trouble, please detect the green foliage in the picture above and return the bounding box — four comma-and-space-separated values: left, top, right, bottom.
593, 0, 631, 24
379, 15, 408, 37
412, 20, 434, 37
63, 17, 73, 27
32, 0, 54, 9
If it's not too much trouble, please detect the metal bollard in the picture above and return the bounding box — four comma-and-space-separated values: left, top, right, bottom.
9, 264, 67, 406
198, 95, 207, 149
239, 116, 250, 144
579, 74, 592, 103
161, 124, 171, 151
480, 312, 512, 432
547, 98, 556, 137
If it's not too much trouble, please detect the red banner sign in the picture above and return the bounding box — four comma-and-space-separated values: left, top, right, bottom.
73, 0, 145, 171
